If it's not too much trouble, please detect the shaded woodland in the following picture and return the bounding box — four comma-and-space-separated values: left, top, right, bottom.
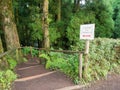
0, 0, 120, 50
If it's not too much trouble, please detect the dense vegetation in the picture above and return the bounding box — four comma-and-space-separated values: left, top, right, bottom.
0, 0, 120, 49
0, 49, 26, 90
40, 38, 120, 84
0, 0, 120, 89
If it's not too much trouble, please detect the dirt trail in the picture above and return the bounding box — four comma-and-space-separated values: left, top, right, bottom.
12, 59, 75, 90
12, 59, 120, 90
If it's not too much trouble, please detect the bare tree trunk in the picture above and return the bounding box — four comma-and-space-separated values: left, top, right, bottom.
0, 0, 20, 50
57, 0, 61, 21
42, 0, 50, 49
0, 37, 3, 53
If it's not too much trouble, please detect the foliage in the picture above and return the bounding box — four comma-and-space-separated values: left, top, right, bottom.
112, 0, 120, 38
49, 22, 61, 45
9, 0, 120, 49
0, 70, 17, 90
93, 0, 114, 37
6, 56, 17, 70
14, 0, 43, 46
22, 47, 31, 55
0, 55, 18, 71
22, 47, 39, 57
72, 38, 120, 82
0, 49, 26, 90
40, 52, 80, 84
40, 38, 120, 84
0, 56, 17, 90
66, 11, 95, 46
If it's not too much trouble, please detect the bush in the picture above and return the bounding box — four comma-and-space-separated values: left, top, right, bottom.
22, 47, 39, 57
0, 56, 17, 90
0, 70, 17, 90
0, 49, 24, 90
86, 38, 120, 82
40, 52, 80, 84
40, 38, 120, 84
72, 38, 120, 82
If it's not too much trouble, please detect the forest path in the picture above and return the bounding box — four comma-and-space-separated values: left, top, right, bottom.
12, 57, 120, 90
12, 58, 81, 90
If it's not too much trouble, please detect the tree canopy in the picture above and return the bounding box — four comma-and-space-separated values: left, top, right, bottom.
0, 0, 120, 50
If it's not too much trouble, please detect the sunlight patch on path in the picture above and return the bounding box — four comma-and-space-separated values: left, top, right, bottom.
17, 65, 40, 70
15, 71, 56, 82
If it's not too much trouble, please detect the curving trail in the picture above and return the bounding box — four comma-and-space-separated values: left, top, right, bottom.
12, 59, 75, 90
12, 58, 120, 90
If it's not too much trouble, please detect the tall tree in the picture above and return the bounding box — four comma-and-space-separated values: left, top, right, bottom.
42, 0, 50, 48
89, 0, 114, 37
0, 0, 20, 50
0, 11, 3, 53
113, 0, 120, 38
57, 0, 61, 21
14, 0, 43, 47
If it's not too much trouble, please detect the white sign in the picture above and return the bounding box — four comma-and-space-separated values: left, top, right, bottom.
80, 24, 95, 40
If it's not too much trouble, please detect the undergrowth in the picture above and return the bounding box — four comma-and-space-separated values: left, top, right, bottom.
40, 38, 120, 84
0, 49, 26, 90
0, 56, 17, 90
40, 52, 80, 84
22, 47, 39, 57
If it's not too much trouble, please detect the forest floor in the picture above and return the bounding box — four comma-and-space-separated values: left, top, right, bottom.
12, 56, 120, 90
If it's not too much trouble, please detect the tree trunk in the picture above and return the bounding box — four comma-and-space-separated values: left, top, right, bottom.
0, 0, 20, 50
42, 0, 50, 49
73, 0, 80, 13
0, 37, 3, 53
57, 0, 61, 21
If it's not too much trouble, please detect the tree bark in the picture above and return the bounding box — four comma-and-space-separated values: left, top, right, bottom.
42, 0, 50, 49
0, 0, 20, 50
0, 37, 3, 53
57, 0, 61, 21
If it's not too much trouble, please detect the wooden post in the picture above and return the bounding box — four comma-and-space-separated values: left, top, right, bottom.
79, 52, 83, 79
80, 24, 95, 79
85, 40, 90, 54
83, 40, 90, 79
30, 47, 33, 57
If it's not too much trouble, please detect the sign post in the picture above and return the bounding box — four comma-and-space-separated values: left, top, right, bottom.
80, 24, 95, 40
80, 24, 95, 79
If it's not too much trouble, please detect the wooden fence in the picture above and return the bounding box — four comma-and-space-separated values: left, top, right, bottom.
0, 47, 85, 79
21, 47, 85, 79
